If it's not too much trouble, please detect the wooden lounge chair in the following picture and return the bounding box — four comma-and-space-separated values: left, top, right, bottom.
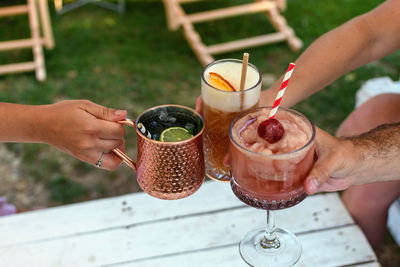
0, 0, 54, 81
54, 0, 125, 14
162, 0, 302, 66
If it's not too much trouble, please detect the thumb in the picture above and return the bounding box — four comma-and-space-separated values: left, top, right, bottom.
304, 127, 338, 195
305, 156, 336, 195
83, 101, 127, 122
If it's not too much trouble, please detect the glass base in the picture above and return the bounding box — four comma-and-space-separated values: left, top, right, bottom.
239, 227, 301, 267
205, 168, 231, 182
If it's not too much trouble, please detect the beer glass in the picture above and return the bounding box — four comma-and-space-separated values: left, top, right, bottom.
201, 59, 261, 182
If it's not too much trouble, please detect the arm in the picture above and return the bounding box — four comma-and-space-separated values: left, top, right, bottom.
305, 123, 400, 194
0, 100, 127, 170
261, 0, 400, 107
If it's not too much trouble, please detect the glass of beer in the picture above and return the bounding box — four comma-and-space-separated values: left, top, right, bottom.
229, 106, 316, 266
201, 59, 261, 182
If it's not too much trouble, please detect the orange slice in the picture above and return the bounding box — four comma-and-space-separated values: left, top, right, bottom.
208, 72, 237, 92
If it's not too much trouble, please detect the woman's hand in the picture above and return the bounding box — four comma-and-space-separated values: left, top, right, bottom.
37, 100, 127, 170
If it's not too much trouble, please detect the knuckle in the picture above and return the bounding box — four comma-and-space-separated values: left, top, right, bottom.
82, 125, 99, 136
77, 140, 93, 151
103, 107, 115, 118
316, 165, 331, 181
79, 99, 92, 106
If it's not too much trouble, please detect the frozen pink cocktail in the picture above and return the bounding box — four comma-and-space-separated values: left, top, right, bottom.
229, 107, 315, 210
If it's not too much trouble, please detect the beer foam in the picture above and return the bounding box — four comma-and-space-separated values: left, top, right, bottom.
202, 61, 261, 112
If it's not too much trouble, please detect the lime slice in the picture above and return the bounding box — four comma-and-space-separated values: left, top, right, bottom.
160, 127, 194, 142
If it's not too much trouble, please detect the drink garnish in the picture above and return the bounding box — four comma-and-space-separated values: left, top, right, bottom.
239, 53, 249, 110
160, 127, 194, 142
209, 72, 237, 92
257, 118, 284, 144
257, 63, 295, 143
137, 123, 153, 139
239, 53, 249, 91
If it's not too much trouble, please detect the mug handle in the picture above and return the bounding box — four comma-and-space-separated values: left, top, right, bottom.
112, 119, 136, 171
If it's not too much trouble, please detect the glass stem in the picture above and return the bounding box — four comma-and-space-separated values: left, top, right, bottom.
261, 209, 280, 249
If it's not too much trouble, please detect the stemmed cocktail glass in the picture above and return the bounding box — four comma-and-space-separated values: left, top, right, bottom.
229, 106, 316, 266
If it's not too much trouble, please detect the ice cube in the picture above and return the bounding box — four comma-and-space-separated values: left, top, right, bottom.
185, 122, 195, 134
159, 110, 168, 121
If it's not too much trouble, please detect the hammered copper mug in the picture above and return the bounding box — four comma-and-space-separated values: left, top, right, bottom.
112, 104, 205, 200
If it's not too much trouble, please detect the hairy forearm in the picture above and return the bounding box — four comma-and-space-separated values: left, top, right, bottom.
347, 122, 400, 184
261, 0, 400, 107
0, 103, 47, 143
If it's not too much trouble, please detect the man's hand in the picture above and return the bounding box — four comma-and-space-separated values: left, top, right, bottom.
304, 127, 358, 194
305, 123, 400, 194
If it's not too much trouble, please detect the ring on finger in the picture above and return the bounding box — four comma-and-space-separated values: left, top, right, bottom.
95, 152, 105, 168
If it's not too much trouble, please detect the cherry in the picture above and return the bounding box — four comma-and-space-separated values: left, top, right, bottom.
257, 118, 285, 144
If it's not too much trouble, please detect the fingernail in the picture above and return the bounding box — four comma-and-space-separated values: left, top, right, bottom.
309, 178, 320, 192
114, 110, 126, 116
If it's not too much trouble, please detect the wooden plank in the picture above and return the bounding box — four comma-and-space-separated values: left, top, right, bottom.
0, 225, 376, 267
275, 0, 286, 11
0, 5, 28, 17
167, 0, 213, 65
118, 226, 377, 267
162, 0, 179, 30
255, 0, 287, 12
54, 0, 63, 12
186, 2, 275, 24
158, 226, 377, 267
354, 263, 382, 267
0, 62, 36, 75
263, 5, 303, 51
0, 195, 353, 264
177, 0, 202, 3
0, 181, 349, 248
181, 21, 213, 65
0, 39, 39, 52
296, 225, 376, 266
28, 0, 46, 81
37, 0, 55, 49
206, 32, 286, 55
0, 181, 240, 247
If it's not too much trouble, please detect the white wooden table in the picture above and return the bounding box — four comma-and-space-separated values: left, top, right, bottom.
0, 181, 379, 267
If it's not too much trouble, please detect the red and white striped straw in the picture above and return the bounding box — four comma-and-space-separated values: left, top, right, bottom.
268, 63, 295, 119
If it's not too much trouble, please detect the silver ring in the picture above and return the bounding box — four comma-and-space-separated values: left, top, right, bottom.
95, 152, 105, 168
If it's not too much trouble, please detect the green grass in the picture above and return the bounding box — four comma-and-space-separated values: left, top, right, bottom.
47, 174, 88, 204
1, 0, 399, 205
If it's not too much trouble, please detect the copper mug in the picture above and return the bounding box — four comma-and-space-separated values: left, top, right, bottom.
113, 104, 205, 200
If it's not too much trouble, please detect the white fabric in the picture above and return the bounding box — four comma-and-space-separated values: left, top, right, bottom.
388, 199, 400, 246
355, 76, 400, 107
